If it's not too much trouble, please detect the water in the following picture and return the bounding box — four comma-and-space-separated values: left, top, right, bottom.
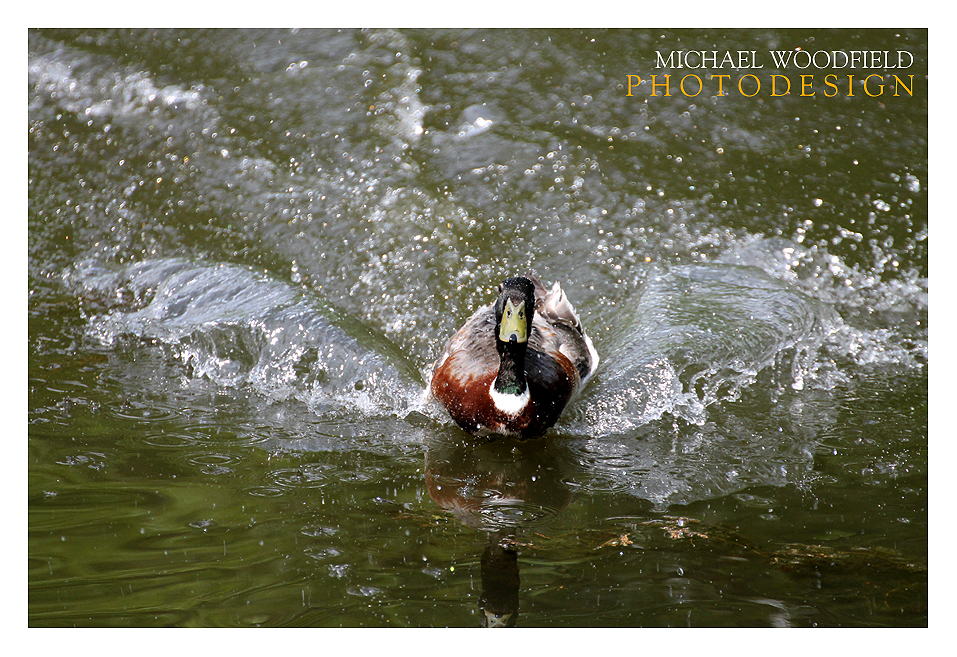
28, 28, 927, 627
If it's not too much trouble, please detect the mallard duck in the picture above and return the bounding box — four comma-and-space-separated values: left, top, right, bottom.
429, 273, 599, 437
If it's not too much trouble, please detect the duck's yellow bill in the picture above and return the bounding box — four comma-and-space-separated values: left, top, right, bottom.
498, 299, 527, 343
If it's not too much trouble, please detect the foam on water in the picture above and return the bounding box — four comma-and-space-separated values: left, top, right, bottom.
717, 236, 927, 373
566, 252, 843, 434
64, 258, 422, 419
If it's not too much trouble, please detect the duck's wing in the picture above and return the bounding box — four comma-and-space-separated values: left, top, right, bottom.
523, 271, 581, 330
525, 273, 599, 385
431, 304, 498, 379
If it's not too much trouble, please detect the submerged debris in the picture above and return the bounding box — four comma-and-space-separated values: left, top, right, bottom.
770, 544, 926, 575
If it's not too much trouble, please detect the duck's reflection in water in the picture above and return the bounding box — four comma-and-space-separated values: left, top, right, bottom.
424, 434, 580, 627
478, 535, 520, 627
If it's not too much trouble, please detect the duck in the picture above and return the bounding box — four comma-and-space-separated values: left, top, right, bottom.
429, 273, 599, 438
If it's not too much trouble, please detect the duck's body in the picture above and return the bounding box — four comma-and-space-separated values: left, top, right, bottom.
429, 274, 599, 438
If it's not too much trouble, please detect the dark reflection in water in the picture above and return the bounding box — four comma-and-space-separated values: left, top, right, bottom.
479, 538, 520, 627
425, 434, 579, 626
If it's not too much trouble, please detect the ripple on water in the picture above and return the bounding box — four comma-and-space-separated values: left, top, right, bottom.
185, 451, 244, 475
267, 463, 336, 490
140, 422, 270, 451
108, 400, 186, 424
141, 431, 203, 449
475, 500, 562, 530
244, 486, 287, 498
304, 547, 341, 561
